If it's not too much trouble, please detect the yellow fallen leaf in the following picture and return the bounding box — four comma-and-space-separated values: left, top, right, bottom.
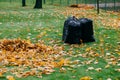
60, 67, 66, 73
6, 75, 15, 80
95, 68, 102, 72
85, 47, 91, 52
105, 65, 110, 68
80, 76, 92, 80
0, 72, 3, 77
117, 52, 120, 55
107, 78, 112, 80
115, 69, 120, 72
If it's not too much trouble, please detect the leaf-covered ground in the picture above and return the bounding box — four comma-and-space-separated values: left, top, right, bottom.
0, 39, 71, 78
0, 2, 120, 80
59, 5, 120, 29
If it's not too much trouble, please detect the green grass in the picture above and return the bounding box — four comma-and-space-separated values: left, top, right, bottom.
0, 2, 120, 80
0, 0, 120, 6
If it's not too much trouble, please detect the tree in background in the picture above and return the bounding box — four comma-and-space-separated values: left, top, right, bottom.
34, 0, 42, 9
97, 0, 99, 14
44, 0, 46, 4
22, 0, 26, 7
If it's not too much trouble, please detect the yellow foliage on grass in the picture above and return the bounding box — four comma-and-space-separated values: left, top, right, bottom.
80, 76, 92, 80
0, 39, 70, 78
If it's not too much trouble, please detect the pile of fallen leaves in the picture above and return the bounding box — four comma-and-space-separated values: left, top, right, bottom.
70, 4, 94, 9
0, 39, 70, 78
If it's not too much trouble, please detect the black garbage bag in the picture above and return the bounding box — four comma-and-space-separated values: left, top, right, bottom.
79, 18, 95, 43
62, 16, 95, 44
62, 16, 82, 44
62, 16, 74, 41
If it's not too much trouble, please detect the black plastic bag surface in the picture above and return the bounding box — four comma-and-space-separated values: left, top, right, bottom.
62, 16, 95, 44
79, 18, 95, 43
62, 16, 82, 44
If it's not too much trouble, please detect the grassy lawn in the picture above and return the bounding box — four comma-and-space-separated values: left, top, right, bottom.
0, 2, 120, 80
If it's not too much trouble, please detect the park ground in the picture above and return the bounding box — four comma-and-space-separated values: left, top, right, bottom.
0, 2, 120, 80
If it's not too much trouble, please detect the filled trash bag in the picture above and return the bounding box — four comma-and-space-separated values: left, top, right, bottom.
62, 16, 82, 44
79, 18, 95, 43
62, 16, 95, 44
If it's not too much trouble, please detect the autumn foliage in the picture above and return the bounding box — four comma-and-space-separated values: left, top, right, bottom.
70, 4, 94, 9
60, 4, 120, 29
0, 39, 70, 78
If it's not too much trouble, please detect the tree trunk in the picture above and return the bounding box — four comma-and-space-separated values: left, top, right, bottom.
44, 0, 46, 4
34, 0, 42, 9
97, 0, 99, 14
22, 0, 26, 7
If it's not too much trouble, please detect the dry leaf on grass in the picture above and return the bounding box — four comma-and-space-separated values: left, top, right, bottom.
80, 76, 92, 80
6, 75, 15, 80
